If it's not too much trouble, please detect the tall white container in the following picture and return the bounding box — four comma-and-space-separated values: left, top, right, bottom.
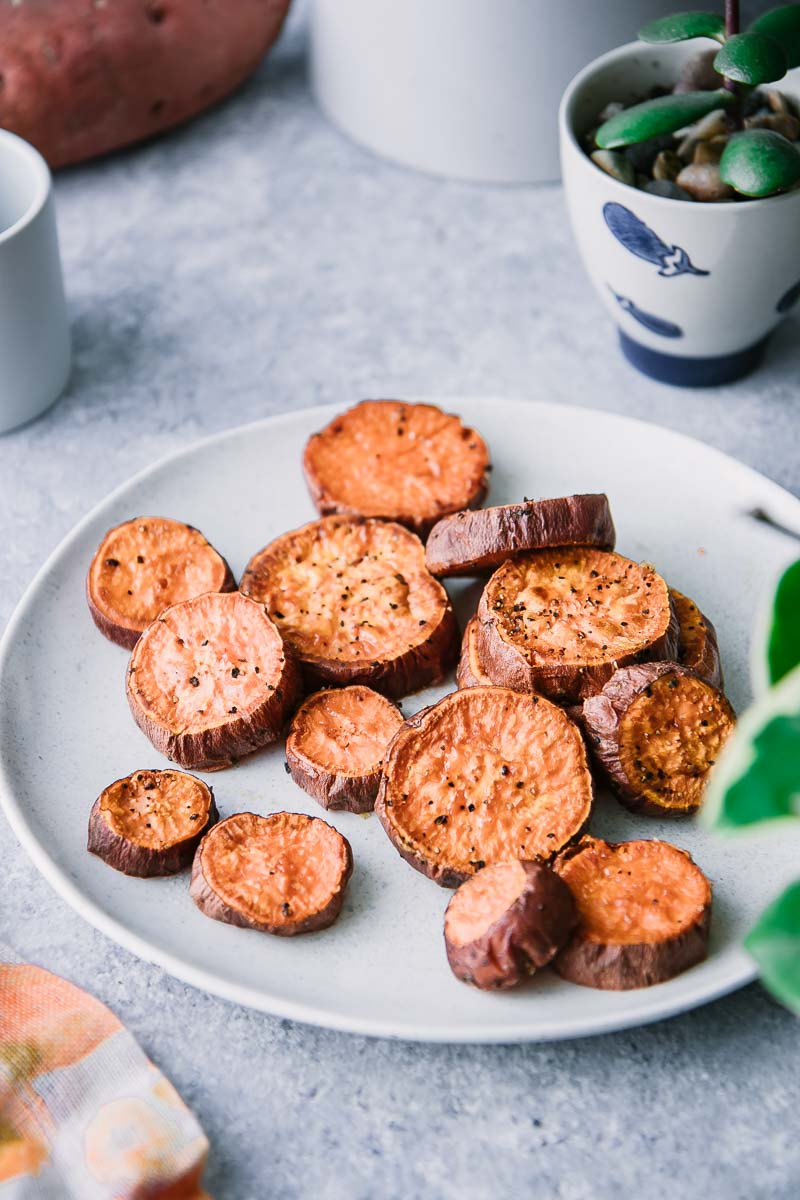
310, 0, 679, 183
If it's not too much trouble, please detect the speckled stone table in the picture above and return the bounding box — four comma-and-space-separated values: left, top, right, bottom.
2, 8, 799, 1199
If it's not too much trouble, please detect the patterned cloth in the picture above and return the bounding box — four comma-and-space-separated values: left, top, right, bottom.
0, 952, 209, 1198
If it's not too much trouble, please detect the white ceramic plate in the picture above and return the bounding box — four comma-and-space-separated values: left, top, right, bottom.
2, 399, 799, 1043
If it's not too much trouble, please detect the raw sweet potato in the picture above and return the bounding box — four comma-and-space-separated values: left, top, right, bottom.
477, 548, 679, 704
375, 686, 593, 887
87, 516, 236, 649
0, 0, 292, 169
240, 516, 459, 698
554, 837, 712, 989
581, 661, 735, 817
286, 685, 403, 813
444, 860, 577, 990
426, 494, 616, 578
672, 589, 723, 689
456, 617, 494, 689
127, 590, 301, 770
302, 400, 490, 537
190, 811, 353, 935
88, 768, 217, 877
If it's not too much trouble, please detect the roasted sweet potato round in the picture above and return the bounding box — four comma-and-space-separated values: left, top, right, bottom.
127, 591, 301, 771
444, 859, 577, 990
456, 617, 495, 689
581, 661, 735, 817
302, 400, 490, 537
554, 837, 712, 990
477, 548, 678, 704
240, 516, 459, 698
88, 769, 217, 877
672, 589, 723, 690
286, 685, 404, 813
190, 811, 353, 935
87, 517, 236, 649
376, 686, 593, 887
426, 494, 616, 578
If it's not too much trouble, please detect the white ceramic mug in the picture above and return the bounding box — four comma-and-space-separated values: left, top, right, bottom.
0, 131, 71, 434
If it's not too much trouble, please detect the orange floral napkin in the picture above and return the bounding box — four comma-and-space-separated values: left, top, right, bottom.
0, 950, 209, 1198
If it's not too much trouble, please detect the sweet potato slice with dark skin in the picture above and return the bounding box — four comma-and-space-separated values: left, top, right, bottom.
240, 516, 459, 699
376, 686, 594, 887
671, 589, 723, 690
554, 837, 712, 989
87, 517, 236, 649
582, 661, 735, 817
302, 400, 491, 537
444, 860, 577, 990
477, 548, 679, 704
127, 591, 301, 771
88, 769, 217, 878
286, 686, 404, 813
426, 494, 616, 578
456, 617, 495, 689
190, 811, 353, 936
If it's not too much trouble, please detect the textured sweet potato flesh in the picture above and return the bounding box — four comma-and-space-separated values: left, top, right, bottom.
129, 592, 286, 736
457, 618, 494, 688
556, 838, 710, 947
617, 672, 734, 814
241, 517, 452, 676
672, 589, 722, 688
303, 401, 490, 534
289, 687, 402, 777
88, 517, 233, 643
97, 770, 212, 850
482, 549, 672, 673
199, 812, 350, 929
445, 861, 529, 947
378, 687, 593, 882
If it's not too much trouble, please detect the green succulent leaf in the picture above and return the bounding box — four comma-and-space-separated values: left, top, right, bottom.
705, 662, 800, 830
720, 129, 800, 195
639, 11, 726, 43
767, 560, 800, 686
714, 31, 788, 85
750, 4, 800, 70
746, 880, 800, 1014
596, 89, 734, 149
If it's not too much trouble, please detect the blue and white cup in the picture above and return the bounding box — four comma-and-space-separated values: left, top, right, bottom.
0, 131, 71, 433
560, 42, 800, 386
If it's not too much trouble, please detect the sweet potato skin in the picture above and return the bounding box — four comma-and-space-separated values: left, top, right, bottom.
672, 589, 723, 690
444, 860, 577, 990
0, 0, 292, 169
87, 770, 218, 877
190, 812, 353, 936
426, 494, 616, 578
456, 617, 494, 689
581, 661, 735, 817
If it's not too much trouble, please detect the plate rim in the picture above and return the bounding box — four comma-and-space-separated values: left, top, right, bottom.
3, 396, 795, 1043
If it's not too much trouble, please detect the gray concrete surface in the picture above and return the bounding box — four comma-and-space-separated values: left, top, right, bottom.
1, 7, 798, 1198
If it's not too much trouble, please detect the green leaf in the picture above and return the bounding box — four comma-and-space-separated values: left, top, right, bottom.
596, 90, 734, 149
714, 31, 788, 85
720, 129, 800, 195
746, 880, 800, 1014
705, 662, 800, 830
639, 11, 725, 43
767, 560, 800, 685
750, 4, 800, 70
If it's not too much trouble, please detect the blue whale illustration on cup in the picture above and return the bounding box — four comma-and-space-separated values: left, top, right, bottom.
603, 202, 709, 278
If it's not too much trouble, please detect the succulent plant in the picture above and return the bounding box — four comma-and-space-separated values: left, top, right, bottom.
596, 3, 800, 198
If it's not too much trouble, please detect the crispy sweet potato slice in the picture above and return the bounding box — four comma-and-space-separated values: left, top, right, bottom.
127, 591, 301, 771
456, 617, 495, 689
87, 517, 235, 649
426, 494, 616, 578
302, 400, 490, 537
240, 516, 459, 698
671, 589, 723, 689
444, 860, 577, 990
554, 837, 712, 989
477, 548, 678, 704
286, 686, 404, 813
376, 686, 593, 887
190, 811, 353, 935
582, 661, 735, 817
88, 769, 217, 877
